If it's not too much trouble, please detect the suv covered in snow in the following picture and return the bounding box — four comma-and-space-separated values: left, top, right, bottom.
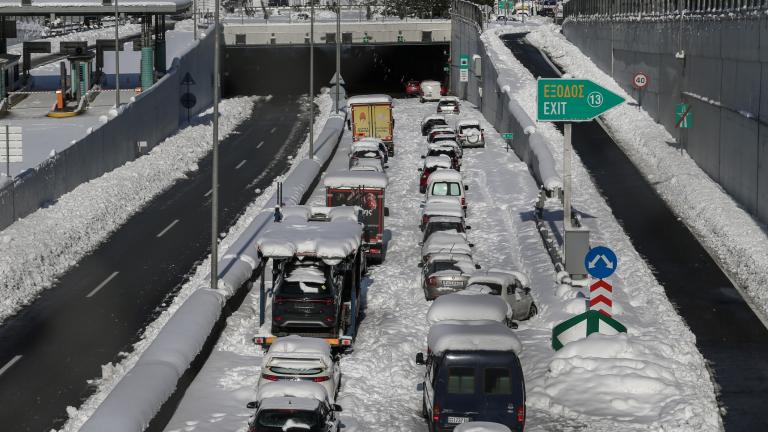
455, 119, 485, 148
436, 96, 461, 114
421, 114, 448, 136
415, 321, 526, 432
247, 381, 342, 432
271, 259, 344, 338
421, 216, 470, 244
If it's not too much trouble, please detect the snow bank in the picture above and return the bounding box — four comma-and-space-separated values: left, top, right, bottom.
427, 320, 522, 355
426, 293, 509, 324
74, 95, 346, 432
455, 422, 512, 432
526, 23, 768, 323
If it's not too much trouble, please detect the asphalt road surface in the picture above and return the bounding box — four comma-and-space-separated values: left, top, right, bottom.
0, 95, 309, 431
503, 32, 768, 431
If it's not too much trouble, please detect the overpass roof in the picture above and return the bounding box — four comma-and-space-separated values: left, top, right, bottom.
0, 0, 191, 15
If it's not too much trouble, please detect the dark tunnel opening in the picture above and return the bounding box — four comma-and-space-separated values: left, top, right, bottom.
223, 44, 450, 97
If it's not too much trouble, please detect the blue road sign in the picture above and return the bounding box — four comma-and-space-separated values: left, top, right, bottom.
584, 246, 617, 279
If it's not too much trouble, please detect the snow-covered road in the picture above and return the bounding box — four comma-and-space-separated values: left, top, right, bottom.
163, 97, 720, 431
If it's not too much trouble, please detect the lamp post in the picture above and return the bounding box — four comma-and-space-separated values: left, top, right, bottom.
114, 0, 120, 107
193, 0, 198, 40
335, 1, 340, 113
211, 0, 221, 290
309, 0, 314, 159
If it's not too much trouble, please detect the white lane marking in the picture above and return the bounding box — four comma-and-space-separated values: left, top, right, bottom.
0, 355, 22, 377
270, 127, 277, 134
86, 271, 120, 298
204, 189, 213, 197
235, 159, 247, 170
156, 219, 179, 238
257, 141, 264, 149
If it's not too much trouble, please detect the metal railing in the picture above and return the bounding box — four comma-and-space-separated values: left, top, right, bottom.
451, 0, 484, 31
564, 0, 768, 17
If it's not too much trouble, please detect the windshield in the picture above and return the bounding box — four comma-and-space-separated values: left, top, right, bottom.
352, 150, 380, 159
431, 182, 462, 197
267, 358, 326, 376
440, 101, 458, 107
255, 409, 321, 431
424, 222, 464, 240
428, 149, 456, 159
430, 261, 463, 273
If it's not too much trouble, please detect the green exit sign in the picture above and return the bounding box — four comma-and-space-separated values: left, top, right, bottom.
501, 133, 514, 139
537, 78, 625, 122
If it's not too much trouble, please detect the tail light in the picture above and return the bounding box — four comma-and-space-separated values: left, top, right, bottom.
323, 316, 335, 323
262, 373, 280, 381
432, 402, 440, 422
274, 315, 284, 322
340, 337, 352, 346
308, 298, 334, 305
312, 376, 330, 382
517, 405, 525, 423
461, 197, 466, 207
420, 174, 428, 187
275, 296, 287, 304
427, 276, 438, 287
422, 215, 430, 226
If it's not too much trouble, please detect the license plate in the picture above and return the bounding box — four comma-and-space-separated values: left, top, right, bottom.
442, 280, 463, 287
447, 416, 470, 424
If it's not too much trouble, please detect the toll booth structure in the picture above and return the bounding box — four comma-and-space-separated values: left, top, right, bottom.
253, 205, 366, 351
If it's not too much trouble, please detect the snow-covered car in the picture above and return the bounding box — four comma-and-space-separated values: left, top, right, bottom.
418, 155, 453, 193
425, 169, 468, 210
436, 96, 460, 114
271, 259, 345, 338
421, 114, 448, 136
415, 321, 525, 431
419, 253, 480, 300
423, 145, 461, 171
455, 422, 513, 432
427, 127, 456, 143
456, 119, 485, 148
421, 216, 469, 243
353, 137, 389, 163
259, 336, 342, 402
419, 200, 465, 230
420, 231, 473, 263
420, 80, 443, 102
349, 158, 384, 172
247, 381, 342, 432
466, 270, 537, 321
348, 143, 386, 169
427, 139, 463, 159
426, 292, 510, 326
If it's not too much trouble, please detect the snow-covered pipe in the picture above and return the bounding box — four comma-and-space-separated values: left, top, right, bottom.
80, 102, 348, 432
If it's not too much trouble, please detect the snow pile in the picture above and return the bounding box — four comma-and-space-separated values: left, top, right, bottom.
526, 23, 768, 322
323, 170, 388, 188
427, 320, 523, 355
421, 231, 472, 257
455, 422, 512, 432
529, 333, 706, 426
266, 335, 332, 359
257, 212, 362, 260
257, 381, 330, 403
426, 293, 509, 324
0, 96, 258, 323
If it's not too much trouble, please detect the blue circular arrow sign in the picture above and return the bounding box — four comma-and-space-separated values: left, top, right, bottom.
584, 246, 617, 279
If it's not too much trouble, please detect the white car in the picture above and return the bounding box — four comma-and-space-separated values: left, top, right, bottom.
259, 335, 342, 402
420, 80, 442, 102
354, 137, 389, 163
436, 96, 460, 114
455, 119, 485, 148
247, 381, 342, 431
350, 158, 384, 172
467, 270, 537, 320
425, 169, 468, 210
420, 231, 473, 263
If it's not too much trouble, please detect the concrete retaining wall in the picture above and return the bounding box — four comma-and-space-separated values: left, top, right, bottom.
0, 28, 215, 230
563, 15, 768, 224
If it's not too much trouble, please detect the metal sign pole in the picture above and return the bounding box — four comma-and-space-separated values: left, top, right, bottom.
335, 1, 340, 113
211, 0, 221, 291
309, 0, 315, 159
193, 0, 198, 40
563, 122, 572, 229
5, 126, 9, 179
114, 0, 120, 107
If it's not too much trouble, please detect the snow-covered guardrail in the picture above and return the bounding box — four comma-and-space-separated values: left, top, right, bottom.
79, 90, 347, 432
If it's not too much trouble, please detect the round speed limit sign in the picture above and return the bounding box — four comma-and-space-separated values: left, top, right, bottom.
633, 72, 649, 90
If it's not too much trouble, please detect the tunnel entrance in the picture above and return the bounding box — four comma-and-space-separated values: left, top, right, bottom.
223, 44, 450, 97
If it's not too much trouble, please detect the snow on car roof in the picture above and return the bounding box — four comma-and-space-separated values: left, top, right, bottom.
421, 80, 441, 85
324, 170, 388, 189
457, 119, 481, 127
285, 266, 326, 283
428, 169, 464, 184
424, 155, 453, 169
427, 320, 522, 355
347, 94, 393, 105
428, 140, 460, 149
421, 114, 446, 123
350, 141, 382, 152
468, 270, 529, 288
423, 232, 472, 256
426, 253, 475, 266
422, 201, 464, 218
427, 216, 464, 224
257, 381, 330, 403
439, 96, 461, 102
268, 335, 332, 357
454, 422, 513, 432
427, 293, 508, 325
257, 207, 362, 261
350, 159, 384, 172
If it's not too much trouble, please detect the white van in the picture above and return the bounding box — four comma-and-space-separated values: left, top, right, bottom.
420, 80, 442, 103
426, 169, 468, 211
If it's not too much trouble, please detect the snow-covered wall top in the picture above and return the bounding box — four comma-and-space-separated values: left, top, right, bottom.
0, 0, 191, 13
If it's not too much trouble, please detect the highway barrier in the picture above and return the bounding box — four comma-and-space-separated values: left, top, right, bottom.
79, 90, 348, 432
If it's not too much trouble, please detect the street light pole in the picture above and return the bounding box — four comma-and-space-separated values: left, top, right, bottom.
193, 0, 198, 40
335, 0, 340, 113
309, 0, 314, 159
211, 0, 221, 291
114, 0, 120, 107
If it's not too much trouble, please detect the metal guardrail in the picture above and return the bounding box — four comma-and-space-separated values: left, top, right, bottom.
451, 0, 484, 31
564, 0, 768, 17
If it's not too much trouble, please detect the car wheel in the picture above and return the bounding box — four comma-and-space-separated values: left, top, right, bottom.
420, 98, 425, 103
528, 303, 538, 318
422, 395, 428, 418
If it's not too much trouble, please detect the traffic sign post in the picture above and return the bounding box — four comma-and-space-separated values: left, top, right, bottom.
675, 102, 691, 155
501, 132, 514, 152
632, 72, 649, 110
552, 245, 626, 350
459, 54, 469, 83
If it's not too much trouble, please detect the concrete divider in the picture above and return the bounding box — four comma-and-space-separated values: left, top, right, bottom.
79, 98, 348, 432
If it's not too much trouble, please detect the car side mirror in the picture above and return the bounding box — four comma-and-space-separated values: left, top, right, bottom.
417, 262, 424, 268
416, 352, 425, 365
475, 264, 482, 270
465, 225, 471, 230
421, 155, 426, 159
333, 404, 343, 412
247, 401, 259, 409
418, 167, 423, 172
464, 185, 469, 191
384, 207, 390, 217
469, 243, 475, 248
